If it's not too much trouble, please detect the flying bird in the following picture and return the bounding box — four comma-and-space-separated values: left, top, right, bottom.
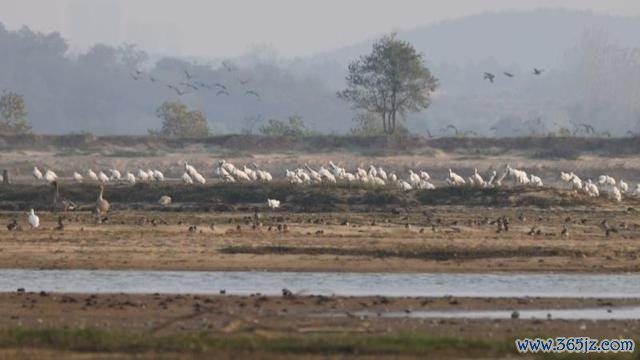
167, 84, 191, 96
184, 69, 193, 79
245, 90, 261, 101
195, 81, 212, 90
180, 82, 199, 91
222, 61, 236, 72
238, 77, 251, 85
483, 72, 496, 83
216, 89, 230, 96
533, 68, 544, 75
503, 72, 514, 77
214, 83, 227, 90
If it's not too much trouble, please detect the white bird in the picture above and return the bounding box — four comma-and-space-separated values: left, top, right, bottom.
398, 181, 412, 191
267, 198, 281, 209
153, 170, 164, 181
418, 180, 435, 189
33, 167, 43, 180
377, 167, 388, 181
184, 161, 198, 177
158, 195, 172, 206
146, 169, 156, 181
125, 172, 136, 185
389, 173, 398, 183
632, 184, 640, 197
109, 169, 121, 181
447, 169, 466, 186
584, 179, 599, 197
98, 171, 110, 183
137, 169, 149, 182
408, 170, 421, 187
619, 179, 629, 193
44, 169, 57, 183
529, 174, 544, 187
420, 171, 431, 181
610, 186, 622, 203
182, 172, 194, 184
72, 172, 83, 183
468, 168, 485, 187
27, 209, 39, 229
192, 172, 206, 184
87, 169, 99, 182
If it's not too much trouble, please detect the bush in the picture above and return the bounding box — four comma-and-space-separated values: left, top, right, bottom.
151, 101, 209, 137
259, 115, 310, 136
0, 91, 32, 135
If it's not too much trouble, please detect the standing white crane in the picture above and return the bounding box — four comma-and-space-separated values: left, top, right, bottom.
87, 169, 99, 182
27, 209, 39, 229
72, 172, 83, 183
125, 172, 136, 185
446, 169, 466, 186
137, 169, 149, 182
97, 171, 110, 183
182, 173, 194, 184
267, 198, 281, 209
33, 167, 43, 180
44, 169, 58, 183
153, 170, 165, 181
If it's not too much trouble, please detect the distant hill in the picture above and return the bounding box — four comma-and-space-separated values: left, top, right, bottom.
312, 9, 640, 67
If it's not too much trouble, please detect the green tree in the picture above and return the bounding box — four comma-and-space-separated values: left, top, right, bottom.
0, 91, 32, 134
338, 34, 438, 135
259, 115, 310, 136
153, 101, 209, 137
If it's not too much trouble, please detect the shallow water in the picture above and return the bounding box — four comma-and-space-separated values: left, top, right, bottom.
1, 270, 640, 297
341, 307, 640, 320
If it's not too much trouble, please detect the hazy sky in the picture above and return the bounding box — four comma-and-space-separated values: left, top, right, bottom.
2, 0, 640, 58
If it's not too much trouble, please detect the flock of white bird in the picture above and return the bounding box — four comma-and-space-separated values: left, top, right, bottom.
28, 161, 640, 208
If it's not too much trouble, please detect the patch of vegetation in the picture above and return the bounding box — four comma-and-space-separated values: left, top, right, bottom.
0, 328, 516, 357
220, 245, 586, 261
150, 101, 210, 138
0, 91, 32, 135
259, 115, 311, 137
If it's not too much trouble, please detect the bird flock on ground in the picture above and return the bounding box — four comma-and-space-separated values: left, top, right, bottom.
29, 161, 639, 203
22, 160, 640, 229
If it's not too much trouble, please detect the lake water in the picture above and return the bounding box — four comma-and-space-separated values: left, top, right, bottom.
0, 270, 639, 297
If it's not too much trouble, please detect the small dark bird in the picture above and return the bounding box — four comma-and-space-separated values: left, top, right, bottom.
601, 220, 618, 237
533, 68, 544, 75
167, 84, 191, 96
426, 129, 434, 138
245, 90, 261, 101
214, 83, 227, 90
216, 89, 230, 96
56, 216, 64, 231
195, 81, 212, 90
7, 219, 19, 231
238, 77, 251, 85
222, 61, 236, 72
180, 82, 199, 91
184, 69, 193, 79
503, 72, 514, 77
561, 223, 568, 237
483, 72, 496, 83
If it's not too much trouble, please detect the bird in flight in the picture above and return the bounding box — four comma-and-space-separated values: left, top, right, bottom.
483, 72, 496, 83
184, 69, 193, 79
533, 68, 544, 75
195, 81, 212, 90
214, 83, 228, 91
222, 61, 236, 72
503, 72, 514, 78
167, 84, 191, 96
238, 77, 251, 86
180, 82, 199, 91
245, 90, 261, 101
216, 89, 230, 96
